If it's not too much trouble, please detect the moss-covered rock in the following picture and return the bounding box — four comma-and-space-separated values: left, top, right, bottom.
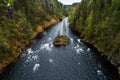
53, 36, 70, 46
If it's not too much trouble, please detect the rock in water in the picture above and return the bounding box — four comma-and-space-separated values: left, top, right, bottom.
53, 36, 70, 46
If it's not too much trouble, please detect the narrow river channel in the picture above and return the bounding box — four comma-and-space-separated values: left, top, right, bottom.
2, 18, 119, 80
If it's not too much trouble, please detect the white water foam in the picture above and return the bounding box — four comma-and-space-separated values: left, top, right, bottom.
49, 58, 54, 63
27, 48, 33, 54
97, 70, 103, 75
74, 44, 84, 54
76, 49, 80, 53
78, 62, 81, 65
50, 44, 54, 48
70, 38, 73, 44
26, 54, 39, 63
25, 48, 39, 63
33, 64, 40, 73
77, 39, 81, 43
76, 48, 84, 54
74, 44, 80, 49
48, 37, 52, 41
32, 55, 38, 60
87, 48, 91, 52
40, 43, 52, 51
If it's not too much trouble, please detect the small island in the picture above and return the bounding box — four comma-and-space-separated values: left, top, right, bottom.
53, 21, 70, 46
53, 36, 70, 46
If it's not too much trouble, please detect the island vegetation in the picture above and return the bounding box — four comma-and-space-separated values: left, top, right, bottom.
53, 36, 70, 46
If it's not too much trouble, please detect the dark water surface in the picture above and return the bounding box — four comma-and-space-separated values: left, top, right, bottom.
2, 18, 119, 80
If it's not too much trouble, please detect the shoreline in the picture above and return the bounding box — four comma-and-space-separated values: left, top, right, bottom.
0, 18, 61, 76
69, 26, 120, 76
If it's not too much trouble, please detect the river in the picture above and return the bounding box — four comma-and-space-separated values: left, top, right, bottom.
1, 18, 119, 80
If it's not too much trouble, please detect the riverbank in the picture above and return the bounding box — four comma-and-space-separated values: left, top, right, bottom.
70, 26, 120, 76
0, 18, 60, 74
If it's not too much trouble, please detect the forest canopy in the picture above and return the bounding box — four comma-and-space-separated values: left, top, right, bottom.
69, 0, 120, 65
0, 0, 65, 65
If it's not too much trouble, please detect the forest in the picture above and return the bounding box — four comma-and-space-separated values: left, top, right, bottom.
0, 0, 120, 79
0, 0, 65, 71
69, 0, 120, 73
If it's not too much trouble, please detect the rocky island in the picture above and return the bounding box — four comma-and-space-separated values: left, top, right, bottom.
53, 21, 70, 46
53, 36, 70, 46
